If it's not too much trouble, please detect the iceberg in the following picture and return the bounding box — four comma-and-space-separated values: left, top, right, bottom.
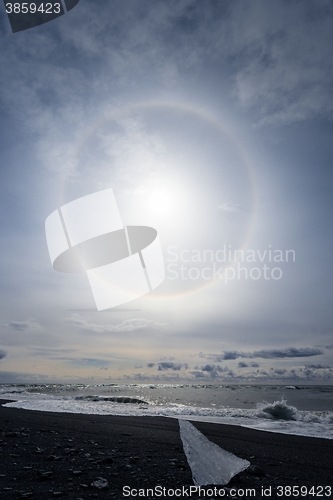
179, 419, 250, 486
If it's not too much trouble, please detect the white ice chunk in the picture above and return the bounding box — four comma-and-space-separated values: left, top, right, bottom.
179, 419, 250, 486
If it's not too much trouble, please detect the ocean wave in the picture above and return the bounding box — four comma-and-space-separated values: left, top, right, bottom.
2, 385, 333, 440
74, 395, 149, 404
257, 399, 299, 420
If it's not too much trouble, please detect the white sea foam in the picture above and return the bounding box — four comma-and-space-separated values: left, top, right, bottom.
1, 390, 333, 440
257, 399, 299, 420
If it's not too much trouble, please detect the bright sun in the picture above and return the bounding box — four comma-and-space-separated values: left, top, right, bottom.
148, 189, 174, 215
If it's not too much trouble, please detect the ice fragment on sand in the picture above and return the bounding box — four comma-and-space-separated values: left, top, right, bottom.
91, 477, 109, 489
179, 419, 250, 486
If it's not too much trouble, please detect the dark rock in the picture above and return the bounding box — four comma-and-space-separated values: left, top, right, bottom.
64, 447, 78, 455
246, 465, 266, 477
90, 477, 109, 489
38, 471, 53, 480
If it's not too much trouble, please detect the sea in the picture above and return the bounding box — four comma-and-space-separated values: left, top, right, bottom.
1, 383, 333, 440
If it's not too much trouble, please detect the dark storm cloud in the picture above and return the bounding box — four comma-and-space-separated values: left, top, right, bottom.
238, 361, 248, 368
252, 347, 323, 359
190, 364, 333, 382
306, 364, 331, 369
0, 350, 7, 360
200, 347, 323, 361
200, 364, 229, 373
192, 364, 234, 379
157, 362, 188, 371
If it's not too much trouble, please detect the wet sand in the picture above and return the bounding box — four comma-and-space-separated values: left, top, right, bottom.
0, 399, 332, 499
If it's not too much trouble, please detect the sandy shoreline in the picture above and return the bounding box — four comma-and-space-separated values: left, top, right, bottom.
0, 399, 332, 499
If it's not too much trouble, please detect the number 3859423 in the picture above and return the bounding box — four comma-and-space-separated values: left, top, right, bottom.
5, 3, 61, 14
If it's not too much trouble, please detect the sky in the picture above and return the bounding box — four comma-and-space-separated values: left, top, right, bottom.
0, 0, 333, 384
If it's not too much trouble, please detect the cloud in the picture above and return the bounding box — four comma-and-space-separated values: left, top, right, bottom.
129, 372, 182, 382
29, 347, 78, 358
0, 350, 7, 360
190, 366, 235, 379
199, 346, 323, 361
158, 362, 188, 371
1, 0, 330, 185
65, 314, 169, 333
147, 363, 155, 368
238, 361, 248, 368
192, 364, 234, 379
252, 347, 323, 359
305, 364, 331, 370
218, 202, 241, 213
3, 318, 43, 332
189, 363, 333, 382
231, 2, 333, 125
190, 370, 206, 379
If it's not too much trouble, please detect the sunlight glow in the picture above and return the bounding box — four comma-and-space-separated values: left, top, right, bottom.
148, 189, 175, 215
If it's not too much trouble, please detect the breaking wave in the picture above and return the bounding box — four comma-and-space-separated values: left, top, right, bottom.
1, 384, 333, 440
257, 399, 299, 420
75, 395, 148, 405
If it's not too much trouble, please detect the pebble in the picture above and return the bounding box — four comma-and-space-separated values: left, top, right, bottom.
72, 470, 84, 476
90, 477, 109, 489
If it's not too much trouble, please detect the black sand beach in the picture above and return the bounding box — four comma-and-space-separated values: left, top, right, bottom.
0, 399, 332, 499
